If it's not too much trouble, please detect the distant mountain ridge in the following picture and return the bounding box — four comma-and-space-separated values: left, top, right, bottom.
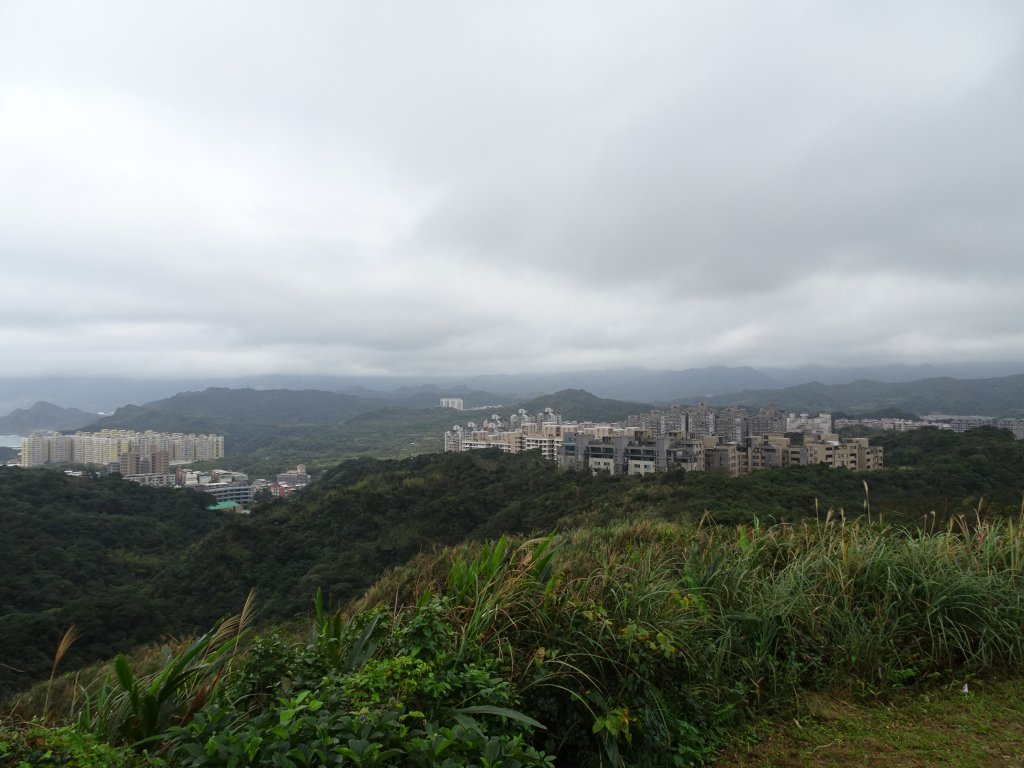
76, 373, 1024, 447
88, 387, 647, 434
2, 361, 1023, 413
336, 384, 509, 409
86, 387, 388, 438
518, 389, 648, 422
79, 386, 647, 464
703, 373, 1024, 417
452, 366, 780, 402
759, 361, 1024, 387
0, 401, 97, 434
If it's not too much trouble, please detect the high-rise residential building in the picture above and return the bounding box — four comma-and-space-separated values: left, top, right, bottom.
20, 430, 224, 468
151, 450, 170, 474
714, 406, 749, 443
19, 433, 49, 467
687, 404, 716, 437
626, 407, 688, 437
749, 405, 787, 437
786, 412, 833, 435
119, 452, 141, 476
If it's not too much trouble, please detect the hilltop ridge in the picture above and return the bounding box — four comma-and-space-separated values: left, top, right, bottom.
704, 372, 1024, 416
0, 401, 97, 434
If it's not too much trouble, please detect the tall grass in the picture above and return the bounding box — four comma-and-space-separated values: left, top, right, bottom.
13, 516, 1024, 767
75, 589, 257, 747
371, 512, 1024, 766
43, 625, 79, 721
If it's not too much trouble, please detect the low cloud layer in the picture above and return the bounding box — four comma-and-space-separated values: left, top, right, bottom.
1, 1, 1022, 377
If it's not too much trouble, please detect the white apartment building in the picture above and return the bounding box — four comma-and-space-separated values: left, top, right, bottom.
444, 410, 628, 460
996, 418, 1024, 440
786, 412, 833, 435
19, 432, 50, 467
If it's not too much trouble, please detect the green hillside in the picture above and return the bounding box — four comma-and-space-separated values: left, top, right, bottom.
82, 388, 481, 475
3, 427, 1022, 704
0, 469, 225, 697
518, 388, 649, 422
85, 387, 386, 439
155, 427, 1024, 632
8, 515, 1024, 767
79, 388, 648, 478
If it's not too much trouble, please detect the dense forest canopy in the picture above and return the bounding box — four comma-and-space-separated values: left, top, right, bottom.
0, 470, 223, 696
2, 426, 1022, 699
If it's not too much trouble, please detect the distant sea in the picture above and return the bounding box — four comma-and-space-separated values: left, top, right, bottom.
0, 435, 23, 448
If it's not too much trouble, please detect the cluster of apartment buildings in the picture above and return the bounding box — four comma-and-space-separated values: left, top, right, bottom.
621, 404, 834, 441
444, 405, 883, 477
16, 427, 311, 511
562, 431, 882, 476
835, 415, 1024, 440
20, 429, 225, 469
443, 408, 573, 460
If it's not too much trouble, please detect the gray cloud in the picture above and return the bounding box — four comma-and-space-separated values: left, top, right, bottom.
1, 1, 1022, 377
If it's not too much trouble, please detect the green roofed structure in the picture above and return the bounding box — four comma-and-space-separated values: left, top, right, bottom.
206, 500, 244, 513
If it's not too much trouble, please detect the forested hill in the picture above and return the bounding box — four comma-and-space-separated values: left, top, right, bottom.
703, 372, 1024, 416
4, 427, 1021, 699
2, 452, 601, 697
85, 387, 388, 436
0, 469, 225, 697
518, 388, 648, 421
0, 401, 97, 433
87, 387, 646, 435
76, 387, 649, 475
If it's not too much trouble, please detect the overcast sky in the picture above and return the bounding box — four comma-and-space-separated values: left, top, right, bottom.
1, 1, 1022, 378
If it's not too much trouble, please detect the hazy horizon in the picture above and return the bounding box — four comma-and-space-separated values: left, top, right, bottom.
3, 358, 1024, 418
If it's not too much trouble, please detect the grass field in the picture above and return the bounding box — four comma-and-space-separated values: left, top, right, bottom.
719, 677, 1024, 767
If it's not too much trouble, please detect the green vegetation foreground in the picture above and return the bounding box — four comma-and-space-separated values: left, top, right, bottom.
6, 513, 1024, 766
3, 425, 1022, 700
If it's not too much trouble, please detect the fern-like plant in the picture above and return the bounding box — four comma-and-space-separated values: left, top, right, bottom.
79, 589, 256, 747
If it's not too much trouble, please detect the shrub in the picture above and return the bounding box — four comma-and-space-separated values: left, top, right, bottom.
0, 724, 145, 768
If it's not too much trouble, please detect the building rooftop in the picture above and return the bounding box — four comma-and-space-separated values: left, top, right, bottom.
206, 500, 243, 512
